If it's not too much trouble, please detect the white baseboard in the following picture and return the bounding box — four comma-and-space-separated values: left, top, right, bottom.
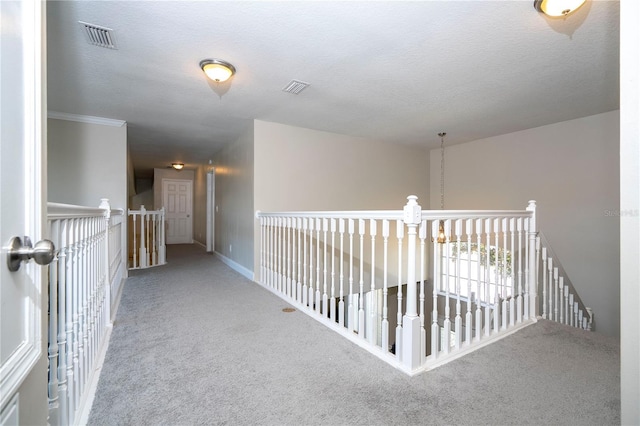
214, 252, 254, 281
193, 240, 206, 250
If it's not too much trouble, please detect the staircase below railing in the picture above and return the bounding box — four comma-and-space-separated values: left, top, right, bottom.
537, 233, 593, 331
46, 199, 126, 425
128, 205, 166, 269
256, 196, 553, 374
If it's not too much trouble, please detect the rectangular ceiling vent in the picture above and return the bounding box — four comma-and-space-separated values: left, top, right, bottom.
78, 21, 117, 49
282, 80, 310, 95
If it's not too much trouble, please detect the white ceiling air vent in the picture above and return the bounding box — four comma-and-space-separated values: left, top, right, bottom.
78, 21, 117, 49
282, 80, 310, 95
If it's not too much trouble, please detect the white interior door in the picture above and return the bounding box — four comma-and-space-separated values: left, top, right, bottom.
0, 0, 48, 424
163, 179, 193, 244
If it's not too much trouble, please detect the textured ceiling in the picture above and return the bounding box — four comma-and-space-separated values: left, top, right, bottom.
46, 1, 620, 179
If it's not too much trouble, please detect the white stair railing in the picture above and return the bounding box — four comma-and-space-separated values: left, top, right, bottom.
128, 205, 166, 269
537, 233, 593, 331
46, 199, 125, 426
256, 196, 541, 375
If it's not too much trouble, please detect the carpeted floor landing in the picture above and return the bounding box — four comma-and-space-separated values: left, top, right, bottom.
88, 244, 620, 426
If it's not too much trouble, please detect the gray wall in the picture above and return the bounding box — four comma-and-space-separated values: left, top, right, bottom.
48, 117, 127, 210
429, 111, 620, 338
211, 125, 255, 273
253, 120, 429, 276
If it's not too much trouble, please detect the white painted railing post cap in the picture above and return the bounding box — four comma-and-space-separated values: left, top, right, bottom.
403, 195, 421, 225
527, 200, 537, 211
255, 210, 261, 219
99, 198, 110, 209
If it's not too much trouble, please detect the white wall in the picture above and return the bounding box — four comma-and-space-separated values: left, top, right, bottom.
620, 0, 640, 422
48, 117, 127, 210
429, 111, 620, 338
211, 125, 255, 272
254, 120, 429, 275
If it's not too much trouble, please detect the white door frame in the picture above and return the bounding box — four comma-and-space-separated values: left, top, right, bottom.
206, 168, 215, 252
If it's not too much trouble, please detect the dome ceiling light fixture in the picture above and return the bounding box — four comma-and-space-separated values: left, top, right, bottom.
172, 162, 184, 171
533, 0, 587, 17
200, 59, 236, 83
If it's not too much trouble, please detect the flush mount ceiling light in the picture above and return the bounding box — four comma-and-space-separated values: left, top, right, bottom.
200, 59, 236, 83
534, 0, 587, 17
172, 162, 184, 170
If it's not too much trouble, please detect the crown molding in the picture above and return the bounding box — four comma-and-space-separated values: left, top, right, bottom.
48, 111, 126, 127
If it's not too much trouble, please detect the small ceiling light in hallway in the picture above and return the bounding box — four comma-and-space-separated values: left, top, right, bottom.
172, 162, 184, 170
533, 0, 587, 17
200, 59, 236, 83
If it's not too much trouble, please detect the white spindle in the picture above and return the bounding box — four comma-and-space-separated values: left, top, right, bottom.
559, 275, 564, 324
322, 217, 329, 317
475, 219, 483, 341
431, 220, 440, 358
454, 219, 462, 349
553, 265, 559, 322
501, 218, 509, 330
443, 220, 451, 353
563, 283, 569, 325
419, 220, 426, 361
330, 218, 336, 322
397, 220, 404, 359
316, 218, 322, 314
131, 213, 137, 268
493, 218, 500, 335
358, 219, 365, 336
541, 247, 548, 320
465, 219, 473, 345
569, 294, 574, 327
303, 218, 308, 307
517, 218, 523, 323
484, 218, 492, 337
297, 218, 303, 303
382, 219, 390, 353
48, 221, 60, 419
368, 219, 377, 344
287, 217, 292, 297
338, 218, 345, 327
508, 218, 516, 327
348, 219, 355, 332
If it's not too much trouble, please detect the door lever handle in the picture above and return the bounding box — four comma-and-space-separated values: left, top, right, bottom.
7, 236, 55, 272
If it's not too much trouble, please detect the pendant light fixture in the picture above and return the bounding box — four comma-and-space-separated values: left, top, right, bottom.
437, 132, 447, 244
533, 0, 587, 17
172, 162, 184, 171
200, 59, 236, 83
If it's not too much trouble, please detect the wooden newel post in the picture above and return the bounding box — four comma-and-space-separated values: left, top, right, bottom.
526, 200, 537, 319
402, 195, 422, 370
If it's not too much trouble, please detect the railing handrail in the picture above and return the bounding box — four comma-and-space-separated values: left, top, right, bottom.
256, 208, 532, 221
48, 202, 107, 218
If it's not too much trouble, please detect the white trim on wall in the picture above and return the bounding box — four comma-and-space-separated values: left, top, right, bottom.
48, 111, 126, 127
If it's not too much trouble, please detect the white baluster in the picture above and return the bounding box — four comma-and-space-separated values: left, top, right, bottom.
493, 218, 501, 335
563, 283, 569, 325
508, 218, 516, 327
574, 302, 579, 328
139, 206, 147, 268
559, 276, 564, 323
368, 219, 377, 344
431, 220, 440, 358
286, 217, 292, 297
465, 219, 473, 345
483, 218, 492, 336
48, 221, 60, 418
382, 219, 390, 352
316, 218, 322, 314
131, 213, 137, 268
297, 218, 303, 303
397, 220, 404, 359
553, 265, 559, 322
443, 220, 451, 352
57, 220, 69, 426
158, 207, 166, 265
291, 217, 296, 301
302, 218, 308, 307
348, 219, 355, 332
419, 220, 426, 360
475, 219, 483, 341
454, 219, 462, 349
338, 218, 345, 327
309, 217, 315, 309
516, 218, 523, 323
322, 218, 329, 317
501, 218, 508, 331
330, 218, 337, 322
526, 201, 538, 318
541, 247, 548, 320
569, 294, 574, 327
358, 219, 365, 336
